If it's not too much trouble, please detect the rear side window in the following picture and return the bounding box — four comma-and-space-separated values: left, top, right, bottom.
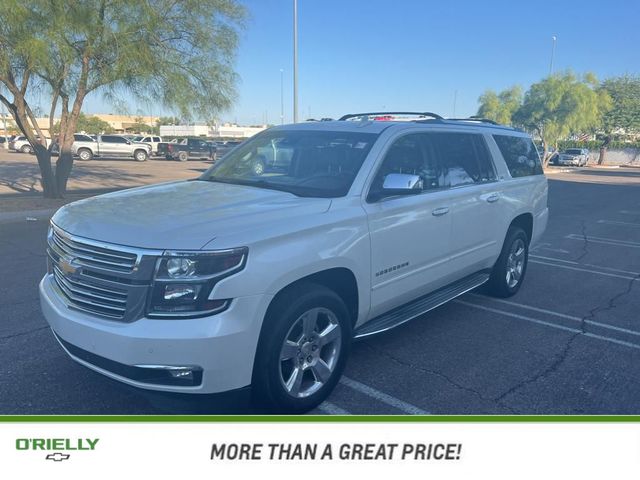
493, 135, 543, 177
430, 132, 496, 187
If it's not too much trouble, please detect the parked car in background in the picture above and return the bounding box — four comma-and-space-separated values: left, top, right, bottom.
156, 138, 183, 158
213, 140, 242, 160
0, 135, 8, 148
557, 148, 589, 166
9, 135, 52, 153
70, 134, 151, 161
133, 135, 163, 155
164, 137, 215, 161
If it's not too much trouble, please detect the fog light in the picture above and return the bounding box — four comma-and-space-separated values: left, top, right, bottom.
163, 284, 200, 301
169, 369, 194, 380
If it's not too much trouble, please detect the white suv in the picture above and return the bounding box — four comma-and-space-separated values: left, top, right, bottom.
39, 113, 548, 413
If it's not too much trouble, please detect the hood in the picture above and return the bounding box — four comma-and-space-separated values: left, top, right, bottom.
52, 180, 331, 250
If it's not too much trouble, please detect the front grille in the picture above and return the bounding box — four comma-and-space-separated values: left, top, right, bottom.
52, 264, 128, 319
51, 227, 138, 273
47, 224, 160, 322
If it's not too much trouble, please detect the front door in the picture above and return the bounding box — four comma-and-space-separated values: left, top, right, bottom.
363, 133, 457, 318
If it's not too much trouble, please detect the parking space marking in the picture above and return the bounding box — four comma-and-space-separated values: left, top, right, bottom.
565, 234, 640, 249
455, 300, 640, 351
530, 255, 640, 276
339, 376, 429, 415
317, 401, 351, 415
530, 243, 570, 254
597, 219, 640, 228
468, 294, 640, 337
619, 210, 640, 215
530, 259, 639, 281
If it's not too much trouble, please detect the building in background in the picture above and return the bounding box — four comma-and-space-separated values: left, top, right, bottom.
159, 122, 267, 139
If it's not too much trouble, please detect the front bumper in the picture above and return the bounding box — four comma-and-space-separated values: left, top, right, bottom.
558, 158, 581, 165
39, 274, 272, 394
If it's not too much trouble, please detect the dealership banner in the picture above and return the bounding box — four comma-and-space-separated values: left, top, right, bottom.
2, 421, 639, 478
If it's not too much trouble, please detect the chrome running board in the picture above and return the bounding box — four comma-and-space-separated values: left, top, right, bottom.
354, 270, 490, 338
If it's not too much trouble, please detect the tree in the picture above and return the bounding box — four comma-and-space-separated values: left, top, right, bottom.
598, 75, 640, 164
0, 0, 245, 197
476, 86, 523, 124
514, 72, 611, 165
52, 113, 113, 134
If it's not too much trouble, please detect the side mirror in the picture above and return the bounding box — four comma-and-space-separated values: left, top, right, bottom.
369, 173, 423, 202
382, 173, 423, 191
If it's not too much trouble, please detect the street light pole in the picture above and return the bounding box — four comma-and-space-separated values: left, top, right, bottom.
549, 35, 557, 76
280, 69, 284, 125
293, 0, 298, 123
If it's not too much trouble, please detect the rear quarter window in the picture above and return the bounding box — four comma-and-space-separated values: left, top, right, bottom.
492, 134, 543, 178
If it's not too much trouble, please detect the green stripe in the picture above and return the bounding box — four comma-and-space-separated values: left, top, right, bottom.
2, 415, 640, 422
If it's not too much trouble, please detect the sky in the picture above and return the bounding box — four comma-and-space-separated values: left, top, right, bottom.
80, 0, 640, 125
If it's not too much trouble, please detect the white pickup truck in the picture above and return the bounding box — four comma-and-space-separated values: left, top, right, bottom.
39, 113, 548, 413
71, 134, 152, 161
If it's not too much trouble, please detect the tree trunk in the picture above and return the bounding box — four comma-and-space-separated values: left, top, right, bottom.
598, 135, 611, 166
31, 144, 58, 198
598, 147, 607, 165
54, 129, 76, 197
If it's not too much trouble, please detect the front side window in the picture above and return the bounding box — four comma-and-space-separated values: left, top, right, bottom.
200, 130, 377, 198
493, 134, 543, 178
369, 133, 444, 199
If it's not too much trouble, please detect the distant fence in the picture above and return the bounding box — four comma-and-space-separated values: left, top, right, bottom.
588, 148, 640, 166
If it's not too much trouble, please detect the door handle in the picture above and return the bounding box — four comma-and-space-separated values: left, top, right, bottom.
486, 193, 500, 203
432, 207, 450, 216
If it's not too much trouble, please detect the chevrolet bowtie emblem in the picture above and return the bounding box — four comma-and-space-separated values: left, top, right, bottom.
46, 452, 70, 462
58, 256, 78, 275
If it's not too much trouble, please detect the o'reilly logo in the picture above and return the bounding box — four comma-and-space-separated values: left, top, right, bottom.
16, 438, 99, 461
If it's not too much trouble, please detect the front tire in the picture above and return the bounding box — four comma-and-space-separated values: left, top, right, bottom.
77, 148, 93, 161
177, 151, 188, 162
252, 283, 352, 413
20, 144, 32, 154
134, 149, 148, 162
487, 226, 529, 298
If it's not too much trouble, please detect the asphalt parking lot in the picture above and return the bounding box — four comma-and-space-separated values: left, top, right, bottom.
1, 167, 639, 415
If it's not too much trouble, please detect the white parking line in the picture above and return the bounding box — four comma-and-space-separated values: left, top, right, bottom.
619, 210, 640, 215
566, 234, 640, 248
455, 300, 640, 351
530, 259, 639, 281
597, 219, 640, 228
339, 376, 429, 415
316, 401, 351, 415
468, 294, 640, 337
530, 255, 640, 276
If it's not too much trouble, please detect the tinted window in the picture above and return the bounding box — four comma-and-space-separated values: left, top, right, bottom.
102, 136, 128, 144
565, 149, 582, 154
493, 134, 543, 177
153, 137, 161, 142
431, 132, 496, 187
74, 134, 93, 142
370, 133, 444, 198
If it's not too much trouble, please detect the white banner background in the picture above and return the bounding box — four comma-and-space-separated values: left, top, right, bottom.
2, 422, 639, 478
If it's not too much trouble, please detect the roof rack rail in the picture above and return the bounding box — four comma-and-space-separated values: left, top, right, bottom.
445, 117, 501, 125
339, 111, 443, 121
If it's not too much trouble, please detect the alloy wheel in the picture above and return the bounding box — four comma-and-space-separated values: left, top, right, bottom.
279, 307, 342, 398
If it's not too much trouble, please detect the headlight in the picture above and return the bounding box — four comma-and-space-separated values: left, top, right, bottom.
148, 247, 247, 318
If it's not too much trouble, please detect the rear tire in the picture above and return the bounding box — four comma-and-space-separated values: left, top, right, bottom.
252, 283, 352, 413
20, 144, 32, 154
487, 227, 529, 298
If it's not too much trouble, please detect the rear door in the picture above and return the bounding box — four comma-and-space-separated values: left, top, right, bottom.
432, 131, 504, 277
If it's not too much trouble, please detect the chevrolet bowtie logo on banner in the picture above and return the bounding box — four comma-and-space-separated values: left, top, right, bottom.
46, 453, 71, 462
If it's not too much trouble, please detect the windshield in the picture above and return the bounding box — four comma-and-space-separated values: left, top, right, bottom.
199, 129, 377, 197
565, 149, 582, 154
